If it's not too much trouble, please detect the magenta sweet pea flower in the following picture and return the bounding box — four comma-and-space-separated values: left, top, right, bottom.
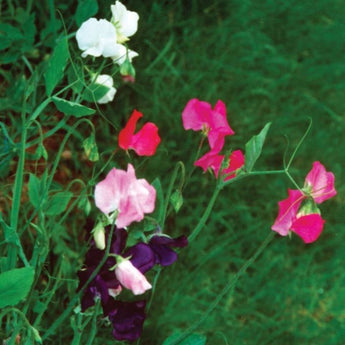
94, 164, 156, 228
272, 161, 336, 243
182, 98, 234, 148
118, 110, 161, 156
194, 149, 225, 177
114, 258, 152, 295
304, 161, 337, 203
222, 150, 245, 181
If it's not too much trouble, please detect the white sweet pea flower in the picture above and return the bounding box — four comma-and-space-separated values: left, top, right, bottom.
76, 18, 119, 58
110, 1, 139, 43
94, 74, 117, 104
110, 44, 138, 65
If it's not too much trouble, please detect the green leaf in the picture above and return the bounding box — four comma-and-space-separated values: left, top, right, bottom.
52, 96, 95, 117
0, 23, 23, 50
0, 267, 35, 308
28, 173, 46, 209
170, 190, 183, 213
75, 0, 99, 26
44, 192, 73, 216
163, 333, 207, 345
244, 122, 271, 172
83, 134, 99, 161
44, 37, 70, 96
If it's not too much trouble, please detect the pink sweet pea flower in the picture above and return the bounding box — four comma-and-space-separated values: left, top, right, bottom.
182, 98, 234, 148
222, 150, 245, 181
272, 161, 336, 243
304, 161, 337, 203
118, 110, 161, 156
94, 164, 156, 228
115, 258, 152, 295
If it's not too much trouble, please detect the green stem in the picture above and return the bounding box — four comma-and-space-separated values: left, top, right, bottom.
188, 185, 222, 243
7, 112, 30, 269
170, 232, 275, 345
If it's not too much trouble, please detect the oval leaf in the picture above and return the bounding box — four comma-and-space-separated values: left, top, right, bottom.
52, 96, 95, 117
0, 267, 35, 308
244, 122, 271, 172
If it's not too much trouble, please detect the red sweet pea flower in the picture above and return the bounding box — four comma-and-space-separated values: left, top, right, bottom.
119, 110, 161, 156
272, 162, 336, 243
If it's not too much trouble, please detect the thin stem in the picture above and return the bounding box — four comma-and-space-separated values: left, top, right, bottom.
188, 185, 222, 243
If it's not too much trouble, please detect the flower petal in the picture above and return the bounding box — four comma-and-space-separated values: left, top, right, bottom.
222, 149, 245, 181
305, 161, 337, 203
115, 259, 152, 295
291, 213, 325, 243
194, 149, 225, 177
182, 98, 213, 132
271, 189, 305, 236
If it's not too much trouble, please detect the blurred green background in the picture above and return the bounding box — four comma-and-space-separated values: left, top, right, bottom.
1, 0, 345, 344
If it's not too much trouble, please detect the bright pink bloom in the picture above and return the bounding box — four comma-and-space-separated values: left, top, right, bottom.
271, 189, 304, 236
272, 161, 336, 243
182, 98, 234, 148
94, 164, 156, 228
222, 150, 245, 181
194, 149, 225, 177
304, 161, 337, 203
119, 110, 161, 156
290, 213, 325, 244
115, 259, 152, 295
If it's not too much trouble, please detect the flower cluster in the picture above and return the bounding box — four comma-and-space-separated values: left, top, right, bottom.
182, 98, 245, 180
77, 108, 185, 340
75, 1, 139, 104
78, 225, 188, 341
272, 161, 336, 243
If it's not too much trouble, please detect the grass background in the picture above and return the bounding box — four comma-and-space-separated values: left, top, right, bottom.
1, 0, 345, 344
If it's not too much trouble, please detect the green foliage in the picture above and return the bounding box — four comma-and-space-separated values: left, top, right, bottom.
0, 267, 35, 308
52, 96, 96, 116
44, 37, 70, 96
245, 122, 271, 172
75, 0, 99, 26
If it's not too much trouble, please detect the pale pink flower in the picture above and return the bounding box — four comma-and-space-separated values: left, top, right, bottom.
115, 259, 152, 295
94, 164, 156, 228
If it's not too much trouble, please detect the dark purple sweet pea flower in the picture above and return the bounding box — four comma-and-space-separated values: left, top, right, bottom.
108, 300, 146, 341
148, 235, 188, 266
124, 242, 156, 273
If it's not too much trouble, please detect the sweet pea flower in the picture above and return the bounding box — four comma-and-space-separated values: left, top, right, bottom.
110, 44, 139, 66
118, 110, 161, 156
76, 18, 119, 58
222, 150, 245, 181
111, 1, 139, 43
107, 300, 146, 341
114, 257, 152, 295
194, 149, 225, 177
304, 161, 337, 203
94, 164, 156, 228
94, 74, 117, 104
182, 98, 234, 149
272, 162, 336, 243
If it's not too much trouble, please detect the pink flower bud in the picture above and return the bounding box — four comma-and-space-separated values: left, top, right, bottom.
115, 259, 152, 295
